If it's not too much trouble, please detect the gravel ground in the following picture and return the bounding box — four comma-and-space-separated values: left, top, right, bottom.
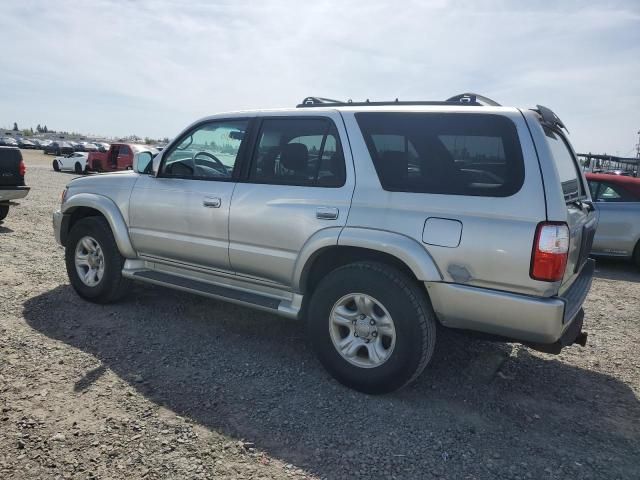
1, 150, 639, 479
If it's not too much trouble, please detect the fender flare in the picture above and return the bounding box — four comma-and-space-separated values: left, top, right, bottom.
294, 227, 443, 291
62, 193, 137, 258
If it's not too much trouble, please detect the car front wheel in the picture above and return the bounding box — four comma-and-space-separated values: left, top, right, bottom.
308, 261, 437, 394
52, 160, 60, 171
65, 216, 130, 303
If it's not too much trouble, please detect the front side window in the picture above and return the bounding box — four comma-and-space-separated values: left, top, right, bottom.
595, 182, 633, 202
249, 118, 345, 187
356, 113, 524, 196
161, 120, 248, 180
119, 146, 131, 156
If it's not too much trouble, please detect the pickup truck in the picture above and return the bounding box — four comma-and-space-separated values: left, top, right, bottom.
0, 147, 30, 222
86, 143, 157, 172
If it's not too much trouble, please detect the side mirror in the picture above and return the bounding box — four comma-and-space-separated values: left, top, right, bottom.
133, 151, 154, 174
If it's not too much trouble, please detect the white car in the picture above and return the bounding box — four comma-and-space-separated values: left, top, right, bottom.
52, 152, 88, 174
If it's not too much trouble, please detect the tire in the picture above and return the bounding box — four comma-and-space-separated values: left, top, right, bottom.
0, 205, 9, 222
307, 261, 436, 394
633, 240, 640, 269
65, 216, 130, 304
74, 162, 83, 174
52, 160, 60, 172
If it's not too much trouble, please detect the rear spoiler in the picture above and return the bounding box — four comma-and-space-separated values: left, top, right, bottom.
532, 105, 569, 134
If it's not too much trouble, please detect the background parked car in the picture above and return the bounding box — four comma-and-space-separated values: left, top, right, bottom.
44, 141, 74, 156
586, 173, 640, 268
17, 138, 36, 149
0, 137, 18, 147
52, 152, 89, 174
0, 146, 29, 222
84, 142, 98, 152
93, 142, 110, 152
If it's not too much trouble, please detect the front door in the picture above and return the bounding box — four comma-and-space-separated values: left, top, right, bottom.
229, 115, 354, 286
129, 119, 250, 272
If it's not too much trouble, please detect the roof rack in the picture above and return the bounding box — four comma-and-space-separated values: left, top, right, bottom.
296, 93, 501, 108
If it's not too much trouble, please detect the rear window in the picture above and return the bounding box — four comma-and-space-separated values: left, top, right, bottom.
544, 128, 583, 200
356, 113, 524, 196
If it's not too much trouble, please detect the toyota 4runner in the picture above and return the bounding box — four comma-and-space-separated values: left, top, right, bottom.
53, 94, 597, 393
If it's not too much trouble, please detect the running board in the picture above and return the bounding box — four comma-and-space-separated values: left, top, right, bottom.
126, 269, 300, 318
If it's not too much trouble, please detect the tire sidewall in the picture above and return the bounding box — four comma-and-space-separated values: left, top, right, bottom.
308, 263, 433, 393
65, 217, 123, 301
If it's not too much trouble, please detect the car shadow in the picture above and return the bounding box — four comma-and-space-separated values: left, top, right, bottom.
592, 257, 640, 282
23, 285, 640, 479
0, 224, 14, 233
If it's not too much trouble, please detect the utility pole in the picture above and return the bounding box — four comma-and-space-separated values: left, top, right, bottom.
636, 129, 640, 159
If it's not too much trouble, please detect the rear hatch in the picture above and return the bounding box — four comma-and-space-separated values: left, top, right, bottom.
0, 147, 26, 187
541, 121, 597, 289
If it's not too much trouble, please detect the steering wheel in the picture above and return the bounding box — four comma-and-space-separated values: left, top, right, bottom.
192, 151, 229, 176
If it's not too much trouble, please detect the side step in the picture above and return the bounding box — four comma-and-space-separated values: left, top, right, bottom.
130, 270, 282, 311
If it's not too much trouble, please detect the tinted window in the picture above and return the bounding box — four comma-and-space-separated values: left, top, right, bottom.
161, 120, 248, 180
595, 182, 633, 202
249, 118, 345, 187
544, 128, 582, 200
356, 113, 524, 196
118, 146, 131, 156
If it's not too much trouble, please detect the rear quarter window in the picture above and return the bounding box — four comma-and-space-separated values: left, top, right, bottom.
356, 113, 524, 197
544, 128, 583, 200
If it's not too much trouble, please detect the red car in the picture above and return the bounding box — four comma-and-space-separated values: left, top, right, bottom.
86, 143, 156, 172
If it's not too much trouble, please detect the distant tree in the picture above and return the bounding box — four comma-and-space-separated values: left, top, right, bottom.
36, 124, 42, 133
12, 122, 18, 131
162, 137, 170, 144
29, 127, 34, 135
43, 125, 48, 133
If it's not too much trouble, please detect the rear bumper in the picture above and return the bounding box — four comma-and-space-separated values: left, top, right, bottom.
426, 259, 595, 346
0, 186, 30, 202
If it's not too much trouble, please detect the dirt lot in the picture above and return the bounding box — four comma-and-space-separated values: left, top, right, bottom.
1, 150, 639, 479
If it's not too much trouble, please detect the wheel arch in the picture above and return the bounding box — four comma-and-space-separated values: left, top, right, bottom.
297, 227, 443, 294
61, 193, 136, 258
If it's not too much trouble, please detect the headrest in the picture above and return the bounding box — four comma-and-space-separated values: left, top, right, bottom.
280, 143, 308, 172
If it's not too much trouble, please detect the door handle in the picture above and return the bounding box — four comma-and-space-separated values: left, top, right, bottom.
316, 207, 339, 220
203, 197, 221, 208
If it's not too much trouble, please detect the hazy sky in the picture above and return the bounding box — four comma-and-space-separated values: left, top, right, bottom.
1, 0, 638, 154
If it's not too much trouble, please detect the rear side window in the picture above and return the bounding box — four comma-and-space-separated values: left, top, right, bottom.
356, 113, 524, 196
249, 118, 345, 187
544, 128, 583, 200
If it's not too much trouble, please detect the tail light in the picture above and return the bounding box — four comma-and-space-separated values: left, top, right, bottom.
19, 160, 26, 177
530, 222, 570, 282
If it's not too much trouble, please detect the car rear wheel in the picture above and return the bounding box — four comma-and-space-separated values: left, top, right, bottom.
0, 205, 9, 222
74, 162, 83, 174
65, 216, 130, 304
633, 240, 640, 269
307, 261, 436, 394
52, 160, 60, 172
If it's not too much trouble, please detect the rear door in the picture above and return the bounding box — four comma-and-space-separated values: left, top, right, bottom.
542, 127, 597, 286
228, 114, 354, 286
589, 180, 640, 257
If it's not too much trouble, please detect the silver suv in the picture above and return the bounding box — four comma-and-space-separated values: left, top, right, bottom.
53, 94, 597, 393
